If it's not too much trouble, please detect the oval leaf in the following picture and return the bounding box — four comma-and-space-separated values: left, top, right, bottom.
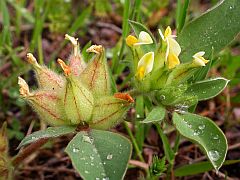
65, 129, 132, 180
18, 126, 76, 148
142, 106, 166, 123
178, 0, 240, 62
185, 77, 229, 101
173, 112, 227, 170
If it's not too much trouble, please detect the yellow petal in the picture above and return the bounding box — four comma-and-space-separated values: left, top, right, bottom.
168, 38, 181, 56
136, 66, 145, 80
168, 52, 180, 69
164, 26, 172, 38
193, 51, 205, 58
199, 56, 209, 64
136, 52, 154, 79
126, 35, 138, 46
138, 52, 154, 74
134, 31, 153, 45
192, 51, 209, 67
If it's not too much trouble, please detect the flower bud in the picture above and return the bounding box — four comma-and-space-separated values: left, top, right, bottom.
192, 51, 209, 67
26, 53, 65, 92
18, 77, 69, 126
80, 45, 111, 97
58, 60, 94, 124
90, 93, 134, 130
65, 34, 86, 76
165, 63, 197, 86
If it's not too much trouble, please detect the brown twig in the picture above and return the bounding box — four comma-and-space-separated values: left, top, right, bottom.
129, 160, 149, 170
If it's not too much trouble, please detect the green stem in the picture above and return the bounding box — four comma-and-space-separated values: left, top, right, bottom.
155, 123, 176, 180
124, 121, 145, 162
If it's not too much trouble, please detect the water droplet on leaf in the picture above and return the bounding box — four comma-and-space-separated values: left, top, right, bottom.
73, 147, 80, 153
198, 124, 206, 130
208, 150, 220, 161
213, 135, 219, 140
82, 135, 94, 144
107, 154, 113, 160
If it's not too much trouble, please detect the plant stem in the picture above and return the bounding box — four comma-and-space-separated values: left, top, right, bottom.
124, 121, 145, 162
12, 138, 48, 167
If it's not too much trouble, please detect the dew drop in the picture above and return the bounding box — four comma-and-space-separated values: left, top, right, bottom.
96, 178, 100, 180
198, 124, 206, 130
107, 154, 113, 160
31, 136, 37, 140
213, 135, 219, 140
73, 147, 80, 153
90, 155, 94, 160
82, 135, 94, 144
101, 172, 106, 176
84, 170, 89, 174
193, 129, 202, 136
136, 114, 141, 118
103, 177, 109, 180
208, 150, 220, 161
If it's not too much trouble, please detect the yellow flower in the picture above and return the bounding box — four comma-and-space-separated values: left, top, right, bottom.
136, 52, 154, 80
158, 26, 181, 69
126, 31, 153, 46
192, 51, 209, 66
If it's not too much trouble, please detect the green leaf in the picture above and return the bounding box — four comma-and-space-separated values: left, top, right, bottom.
185, 77, 229, 101
65, 130, 132, 180
173, 112, 227, 170
174, 160, 240, 177
178, 0, 240, 62
142, 105, 166, 123
18, 126, 76, 148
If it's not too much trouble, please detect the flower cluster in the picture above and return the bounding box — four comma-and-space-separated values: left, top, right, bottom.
18, 35, 134, 129
126, 26, 209, 92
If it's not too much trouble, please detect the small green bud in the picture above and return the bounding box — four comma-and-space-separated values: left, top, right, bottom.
149, 156, 167, 177
90, 93, 134, 130
57, 59, 94, 124
18, 77, 69, 126
80, 45, 111, 97
63, 76, 94, 124
26, 53, 65, 92
165, 62, 197, 86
